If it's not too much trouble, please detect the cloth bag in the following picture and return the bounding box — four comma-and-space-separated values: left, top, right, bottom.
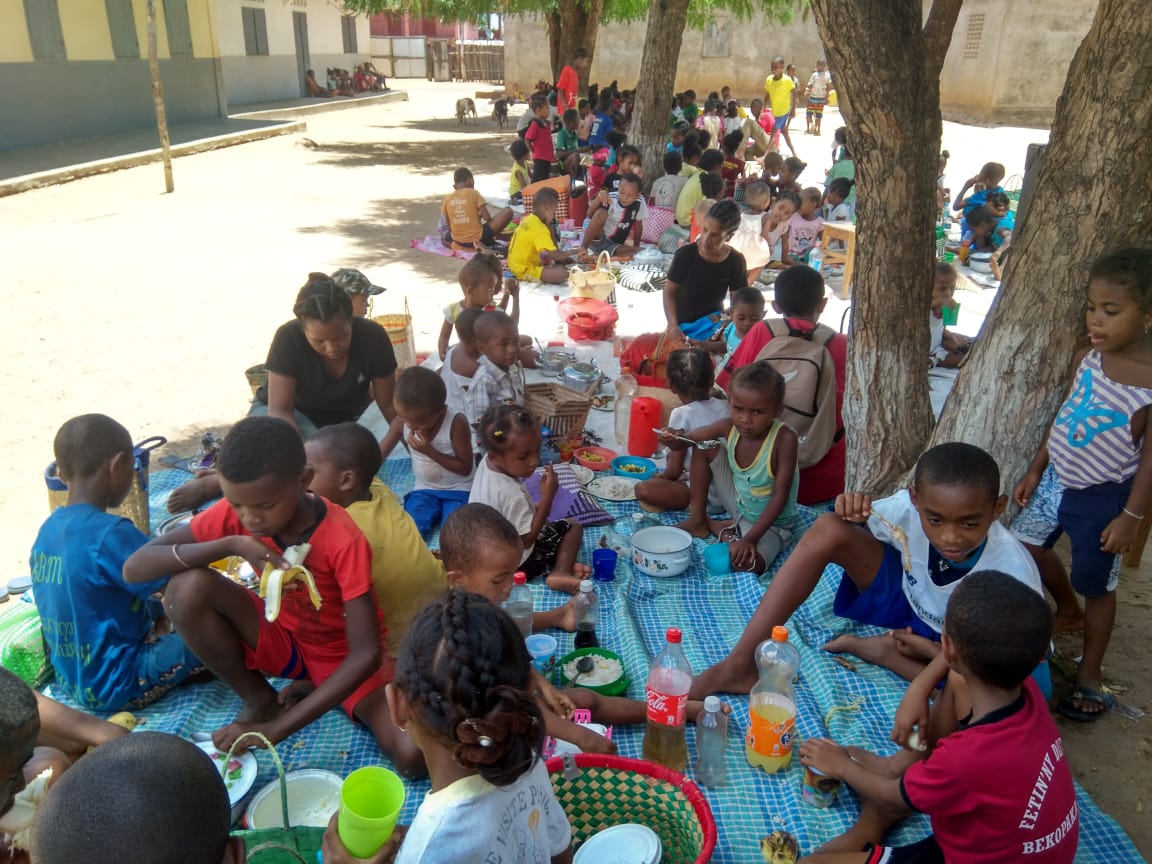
569, 251, 617, 304
641, 206, 677, 244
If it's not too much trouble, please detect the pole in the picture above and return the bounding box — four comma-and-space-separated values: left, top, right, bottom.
146, 0, 174, 193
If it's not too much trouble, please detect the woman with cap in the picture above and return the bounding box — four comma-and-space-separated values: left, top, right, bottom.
330, 266, 385, 318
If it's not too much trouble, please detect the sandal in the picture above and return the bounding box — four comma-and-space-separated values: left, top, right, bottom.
1057, 686, 1115, 722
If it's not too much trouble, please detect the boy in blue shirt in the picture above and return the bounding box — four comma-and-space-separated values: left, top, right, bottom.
29, 415, 201, 712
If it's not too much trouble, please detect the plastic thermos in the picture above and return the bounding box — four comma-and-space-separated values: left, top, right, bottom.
503, 571, 533, 638
642, 627, 693, 772
745, 626, 800, 773
628, 397, 661, 457
694, 695, 728, 788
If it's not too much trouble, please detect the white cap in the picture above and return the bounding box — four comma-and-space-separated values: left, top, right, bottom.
579, 579, 594, 592
704, 695, 721, 713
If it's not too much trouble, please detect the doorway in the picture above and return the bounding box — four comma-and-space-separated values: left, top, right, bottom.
292, 12, 310, 97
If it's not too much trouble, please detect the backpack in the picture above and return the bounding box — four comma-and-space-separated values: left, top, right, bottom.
753, 319, 840, 469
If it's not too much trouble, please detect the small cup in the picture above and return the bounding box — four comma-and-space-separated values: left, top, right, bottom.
703, 543, 731, 576
801, 764, 841, 808
592, 548, 619, 582
525, 633, 558, 676
338, 766, 406, 858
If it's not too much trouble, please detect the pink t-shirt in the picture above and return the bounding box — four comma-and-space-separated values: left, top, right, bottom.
786, 211, 823, 257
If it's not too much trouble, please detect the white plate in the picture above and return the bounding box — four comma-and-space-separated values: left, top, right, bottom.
196, 740, 258, 812
589, 394, 616, 412
587, 475, 641, 501
569, 464, 594, 485
574, 824, 662, 864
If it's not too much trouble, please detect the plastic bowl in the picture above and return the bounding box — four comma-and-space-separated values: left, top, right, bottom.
574, 446, 616, 471
245, 769, 344, 829
611, 456, 657, 480
558, 647, 629, 696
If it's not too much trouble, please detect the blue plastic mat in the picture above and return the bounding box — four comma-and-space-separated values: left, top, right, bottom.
43, 464, 1140, 861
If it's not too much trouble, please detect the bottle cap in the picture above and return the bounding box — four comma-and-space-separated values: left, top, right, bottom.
633, 512, 644, 523
771, 625, 789, 642
513, 571, 527, 585
666, 627, 682, 643
703, 695, 721, 713
579, 579, 594, 593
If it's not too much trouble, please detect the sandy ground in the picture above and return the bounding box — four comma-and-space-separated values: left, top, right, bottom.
0, 79, 1147, 856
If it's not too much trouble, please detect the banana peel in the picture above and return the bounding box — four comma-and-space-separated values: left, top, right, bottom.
258, 543, 320, 622
760, 831, 799, 864
0, 768, 52, 852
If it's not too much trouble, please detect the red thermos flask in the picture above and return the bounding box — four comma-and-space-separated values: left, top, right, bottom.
628, 397, 661, 457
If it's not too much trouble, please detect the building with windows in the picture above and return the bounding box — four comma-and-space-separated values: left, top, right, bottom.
0, 0, 370, 152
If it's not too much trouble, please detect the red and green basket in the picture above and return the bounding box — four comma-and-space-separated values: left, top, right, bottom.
546, 753, 716, 864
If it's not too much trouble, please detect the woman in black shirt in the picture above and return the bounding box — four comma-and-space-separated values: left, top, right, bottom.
663, 200, 748, 342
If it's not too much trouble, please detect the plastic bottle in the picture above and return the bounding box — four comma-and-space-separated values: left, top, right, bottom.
632, 511, 661, 531
642, 627, 693, 772
614, 372, 637, 446
807, 243, 823, 275
745, 625, 800, 773
503, 571, 533, 639
574, 580, 599, 649
694, 695, 728, 788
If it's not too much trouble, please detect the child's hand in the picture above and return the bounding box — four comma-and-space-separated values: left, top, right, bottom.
406, 428, 434, 455
1101, 512, 1141, 554
504, 276, 520, 296
1012, 471, 1042, 508
798, 738, 852, 780
322, 813, 405, 864
596, 189, 610, 208
834, 493, 873, 523
212, 720, 280, 753
655, 427, 690, 450
891, 689, 931, 751
539, 465, 559, 500
233, 536, 290, 575
535, 675, 575, 719
728, 538, 759, 571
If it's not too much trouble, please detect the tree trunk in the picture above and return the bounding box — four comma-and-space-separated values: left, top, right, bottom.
629, 0, 690, 194
549, 0, 603, 91
808, 0, 961, 495
146, 0, 174, 193
546, 10, 562, 83
929, 0, 1152, 501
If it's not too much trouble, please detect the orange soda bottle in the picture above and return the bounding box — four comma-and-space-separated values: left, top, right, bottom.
745, 626, 800, 773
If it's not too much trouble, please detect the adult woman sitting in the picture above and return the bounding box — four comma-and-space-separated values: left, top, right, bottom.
663, 199, 749, 342
168, 273, 397, 512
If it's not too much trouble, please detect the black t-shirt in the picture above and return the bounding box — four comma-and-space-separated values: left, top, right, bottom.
667, 244, 749, 324
263, 316, 397, 427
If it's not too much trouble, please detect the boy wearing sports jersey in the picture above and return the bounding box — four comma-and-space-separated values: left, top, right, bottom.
798, 571, 1077, 864
690, 443, 1043, 697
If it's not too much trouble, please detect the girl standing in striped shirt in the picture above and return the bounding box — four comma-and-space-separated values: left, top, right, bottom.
1014, 247, 1152, 722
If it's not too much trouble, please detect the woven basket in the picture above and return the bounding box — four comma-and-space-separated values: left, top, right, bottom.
45, 436, 166, 535
546, 754, 716, 864
373, 298, 417, 371
245, 364, 269, 398
525, 382, 592, 437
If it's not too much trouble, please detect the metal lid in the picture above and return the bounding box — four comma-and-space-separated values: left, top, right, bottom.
573, 824, 663, 864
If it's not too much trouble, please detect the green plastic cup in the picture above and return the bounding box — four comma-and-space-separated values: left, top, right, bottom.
338, 766, 406, 858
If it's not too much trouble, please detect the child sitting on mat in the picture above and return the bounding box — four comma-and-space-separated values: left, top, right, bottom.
437, 253, 520, 361
506, 187, 576, 284
463, 311, 527, 430
305, 423, 446, 658
467, 405, 588, 594
581, 171, 647, 257
30, 414, 202, 712
123, 416, 424, 776
379, 367, 474, 536
441, 166, 515, 251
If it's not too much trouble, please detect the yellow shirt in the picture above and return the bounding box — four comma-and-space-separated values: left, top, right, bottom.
507, 213, 557, 280
679, 164, 701, 178
510, 162, 530, 198
676, 171, 704, 227
347, 480, 446, 658
765, 75, 795, 117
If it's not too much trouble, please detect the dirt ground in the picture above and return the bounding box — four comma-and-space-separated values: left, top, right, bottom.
0, 79, 1147, 857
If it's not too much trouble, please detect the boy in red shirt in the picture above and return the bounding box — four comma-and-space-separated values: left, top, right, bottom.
524, 95, 557, 184
556, 47, 589, 114
798, 571, 1077, 864
719, 265, 846, 504
124, 416, 423, 776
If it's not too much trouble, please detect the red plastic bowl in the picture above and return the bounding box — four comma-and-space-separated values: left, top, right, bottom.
573, 446, 616, 471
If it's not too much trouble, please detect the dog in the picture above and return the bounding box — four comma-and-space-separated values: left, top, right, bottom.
492, 98, 508, 130
455, 97, 477, 125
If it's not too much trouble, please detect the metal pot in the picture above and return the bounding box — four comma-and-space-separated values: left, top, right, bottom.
562, 361, 602, 394
540, 350, 576, 377
630, 526, 694, 577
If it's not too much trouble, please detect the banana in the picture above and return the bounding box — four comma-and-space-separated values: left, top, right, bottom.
760, 831, 799, 864
258, 543, 320, 622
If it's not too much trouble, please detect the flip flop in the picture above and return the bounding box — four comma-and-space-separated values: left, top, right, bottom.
1057, 686, 1116, 722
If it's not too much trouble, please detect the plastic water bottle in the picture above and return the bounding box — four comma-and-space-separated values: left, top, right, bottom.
614, 372, 637, 446
694, 695, 728, 788
745, 626, 800, 773
574, 580, 599, 648
504, 571, 533, 638
643, 627, 693, 772
807, 243, 823, 275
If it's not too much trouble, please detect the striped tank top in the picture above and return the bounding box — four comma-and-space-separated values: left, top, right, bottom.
727, 419, 798, 527
1047, 350, 1152, 489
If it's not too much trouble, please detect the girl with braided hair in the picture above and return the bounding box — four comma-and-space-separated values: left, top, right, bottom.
321, 590, 573, 864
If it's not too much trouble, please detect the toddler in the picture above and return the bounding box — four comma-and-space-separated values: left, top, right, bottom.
709, 286, 766, 371
441, 167, 514, 251
438, 253, 519, 360
636, 349, 731, 511
927, 262, 971, 419
650, 150, 688, 209
508, 139, 531, 201
822, 177, 854, 223
555, 108, 586, 176
468, 404, 588, 593
441, 307, 482, 416
380, 367, 474, 535
781, 186, 824, 265
672, 361, 799, 572
952, 160, 1006, 217
719, 130, 746, 198
31, 414, 201, 712
727, 180, 773, 280
763, 193, 799, 266
777, 155, 807, 197
463, 310, 527, 428
506, 187, 576, 284
688, 172, 725, 243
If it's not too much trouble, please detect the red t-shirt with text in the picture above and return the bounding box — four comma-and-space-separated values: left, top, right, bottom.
901, 678, 1078, 863
557, 65, 579, 112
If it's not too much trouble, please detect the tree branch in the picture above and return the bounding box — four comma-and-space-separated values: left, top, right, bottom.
921, 0, 962, 77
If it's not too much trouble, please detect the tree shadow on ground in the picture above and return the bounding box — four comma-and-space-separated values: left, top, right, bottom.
303, 139, 468, 173
386, 116, 517, 138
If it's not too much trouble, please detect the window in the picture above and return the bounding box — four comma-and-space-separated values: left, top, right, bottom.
106, 0, 140, 59
341, 15, 358, 54
242, 6, 269, 56
23, 0, 66, 60
962, 13, 984, 61
164, 0, 193, 55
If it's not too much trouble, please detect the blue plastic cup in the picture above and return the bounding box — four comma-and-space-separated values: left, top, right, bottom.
525, 634, 558, 675
592, 548, 619, 582
703, 543, 731, 576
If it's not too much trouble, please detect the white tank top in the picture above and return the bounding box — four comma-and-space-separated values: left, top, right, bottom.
441, 345, 472, 416
410, 411, 474, 491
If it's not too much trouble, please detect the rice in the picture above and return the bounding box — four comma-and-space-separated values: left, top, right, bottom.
563, 654, 623, 687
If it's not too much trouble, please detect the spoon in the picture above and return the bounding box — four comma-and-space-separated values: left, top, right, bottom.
653, 428, 724, 450
569, 655, 596, 686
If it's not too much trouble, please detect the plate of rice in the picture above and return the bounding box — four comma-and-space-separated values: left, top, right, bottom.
558, 648, 628, 695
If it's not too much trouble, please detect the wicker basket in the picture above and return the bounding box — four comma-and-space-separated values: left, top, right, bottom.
525, 382, 592, 437
546, 753, 716, 864
245, 364, 269, 398
45, 436, 166, 535
373, 298, 417, 371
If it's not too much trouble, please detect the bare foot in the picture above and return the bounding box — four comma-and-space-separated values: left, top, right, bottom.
823, 633, 866, 657
708, 516, 736, 538
556, 597, 580, 632
674, 517, 711, 539
689, 657, 758, 698
167, 471, 221, 513
572, 562, 592, 580
236, 694, 283, 725
889, 629, 940, 663
1053, 610, 1085, 634
686, 698, 734, 723
277, 680, 316, 710
545, 572, 583, 594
